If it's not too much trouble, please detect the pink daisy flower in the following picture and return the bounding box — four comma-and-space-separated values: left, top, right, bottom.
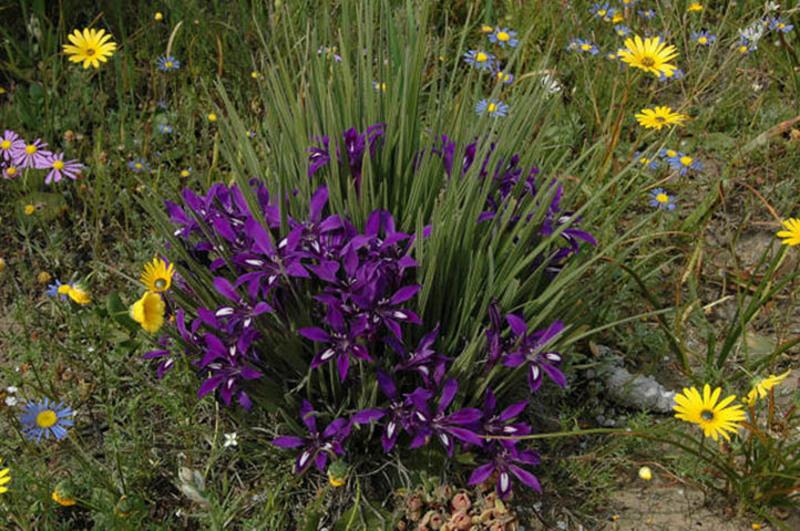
43, 152, 83, 184
1, 130, 25, 162
12, 138, 51, 169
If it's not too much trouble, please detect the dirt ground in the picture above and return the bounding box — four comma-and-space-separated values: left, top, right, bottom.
607, 481, 799, 531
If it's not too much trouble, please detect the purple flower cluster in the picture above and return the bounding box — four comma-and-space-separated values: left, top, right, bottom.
1, 130, 83, 184
152, 125, 594, 499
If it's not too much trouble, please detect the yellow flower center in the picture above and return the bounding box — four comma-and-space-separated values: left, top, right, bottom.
58, 285, 72, 295
778, 23, 785, 30
53, 160, 64, 170
656, 193, 669, 203
666, 150, 678, 157
680, 156, 693, 166
698, 37, 708, 45
655, 116, 666, 123
639, 157, 650, 165
36, 409, 58, 428
481, 25, 493, 33
700, 409, 714, 421
598, 9, 607, 16
165, 61, 173, 68
5, 166, 17, 176
135, 163, 143, 169
86, 48, 96, 57
738, 45, 748, 53
154, 278, 167, 290
640, 56, 655, 67
25, 144, 37, 154
24, 204, 35, 215
497, 31, 510, 42
581, 44, 592, 51
487, 103, 497, 113
0, 140, 10, 150
475, 52, 488, 62
180, 170, 190, 177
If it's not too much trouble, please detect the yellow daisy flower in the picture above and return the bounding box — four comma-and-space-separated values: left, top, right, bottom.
68, 285, 92, 305
480, 25, 494, 34
24, 204, 35, 215
745, 370, 792, 406
0, 458, 10, 495
635, 106, 688, 130
777, 218, 800, 246
207, 113, 218, 122
130, 292, 166, 334
673, 384, 745, 441
154, 12, 164, 22
618, 35, 679, 78
52, 480, 77, 506
140, 257, 175, 293
62, 28, 117, 69
687, 2, 703, 12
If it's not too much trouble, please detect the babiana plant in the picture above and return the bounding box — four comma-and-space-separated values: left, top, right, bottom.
136, 1, 675, 514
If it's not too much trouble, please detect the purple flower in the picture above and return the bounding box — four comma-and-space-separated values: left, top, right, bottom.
407, 378, 483, 457
272, 400, 351, 473
306, 124, 385, 192
502, 316, 567, 392
468, 444, 541, 499
12, 138, 51, 168
0, 130, 24, 162
351, 370, 416, 452
43, 152, 83, 184
196, 329, 263, 409
479, 389, 530, 445
393, 326, 448, 387
298, 306, 373, 382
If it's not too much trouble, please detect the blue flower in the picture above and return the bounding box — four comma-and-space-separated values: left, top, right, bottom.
638, 8, 656, 19
658, 68, 685, 82
157, 124, 174, 134
20, 398, 74, 442
633, 151, 659, 171
614, 25, 631, 37
156, 55, 181, 72
569, 38, 599, 55
691, 31, 717, 46
464, 49, 495, 70
769, 17, 793, 33
488, 28, 519, 48
494, 70, 514, 84
128, 158, 149, 173
475, 98, 509, 117
737, 37, 758, 54
666, 152, 703, 175
46, 279, 68, 300
590, 3, 616, 21
649, 188, 676, 210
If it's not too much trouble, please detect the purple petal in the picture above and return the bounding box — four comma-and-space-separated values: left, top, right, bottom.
198, 374, 225, 398
299, 400, 317, 433
437, 378, 458, 413
446, 408, 483, 424
336, 353, 350, 381
271, 435, 305, 448
509, 465, 542, 492
499, 401, 528, 421
447, 426, 484, 446
213, 277, 240, 302
541, 362, 567, 388
298, 327, 331, 343
506, 314, 527, 337
469, 462, 495, 485
389, 285, 421, 305
352, 408, 385, 424
502, 352, 526, 368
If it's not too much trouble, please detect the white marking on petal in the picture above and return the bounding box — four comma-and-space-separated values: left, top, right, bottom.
216, 307, 234, 317
439, 433, 450, 447
387, 421, 396, 438
545, 352, 561, 362
531, 365, 540, 381
278, 238, 288, 248
320, 349, 335, 361
299, 451, 311, 468
392, 311, 408, 319
245, 259, 264, 267
500, 472, 510, 493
